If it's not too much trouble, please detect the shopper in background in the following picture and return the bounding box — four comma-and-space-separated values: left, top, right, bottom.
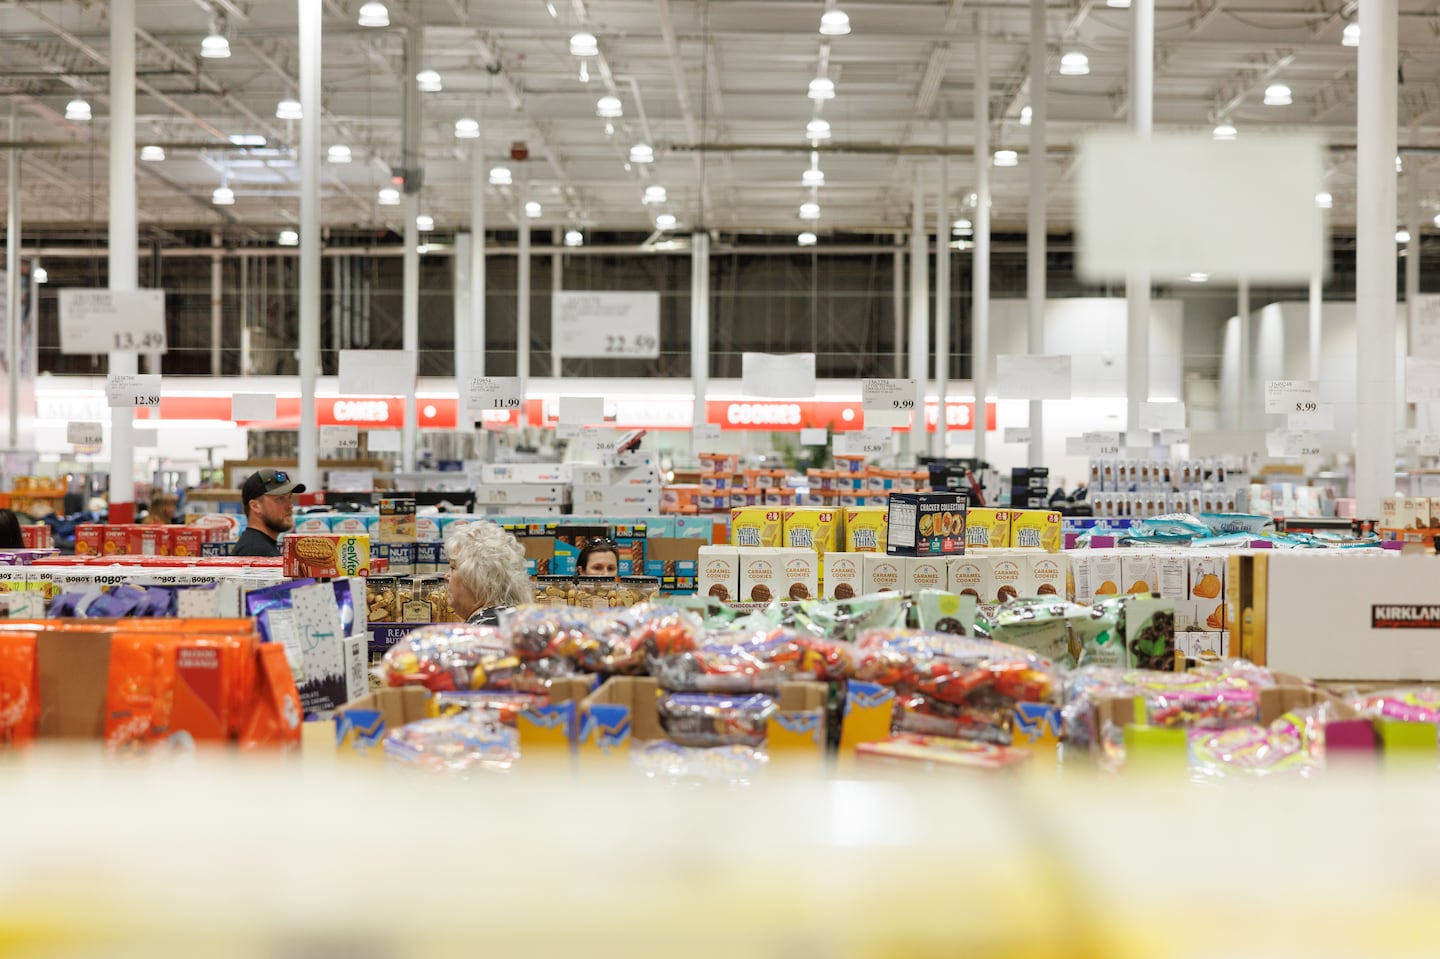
445, 520, 534, 626
232, 468, 306, 558
577, 537, 621, 578
0, 509, 24, 549
144, 491, 178, 525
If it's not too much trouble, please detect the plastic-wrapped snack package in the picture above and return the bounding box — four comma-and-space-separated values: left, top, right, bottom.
910, 590, 978, 637
502, 606, 601, 664
792, 635, 855, 681
380, 624, 514, 692
1058, 667, 1132, 753
575, 603, 705, 675
1143, 687, 1260, 730
987, 597, 1084, 667
893, 692, 1013, 745
788, 592, 911, 645
630, 741, 768, 784
852, 629, 1055, 706
383, 715, 520, 774
649, 628, 811, 692
1349, 687, 1440, 724
1189, 702, 1347, 779
1187, 658, 1277, 689
656, 692, 777, 747
433, 690, 549, 726
1072, 601, 1124, 669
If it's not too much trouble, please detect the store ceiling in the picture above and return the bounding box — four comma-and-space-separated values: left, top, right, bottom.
0, 0, 1431, 240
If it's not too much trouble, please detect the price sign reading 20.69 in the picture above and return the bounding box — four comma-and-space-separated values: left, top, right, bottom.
553, 292, 661, 360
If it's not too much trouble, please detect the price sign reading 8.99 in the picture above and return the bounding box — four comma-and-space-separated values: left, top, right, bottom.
554, 292, 661, 359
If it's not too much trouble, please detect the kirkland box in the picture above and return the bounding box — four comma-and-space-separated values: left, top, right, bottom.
885, 491, 968, 557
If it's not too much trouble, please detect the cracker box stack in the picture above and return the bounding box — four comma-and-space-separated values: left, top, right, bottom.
375, 497, 417, 578
572, 451, 661, 516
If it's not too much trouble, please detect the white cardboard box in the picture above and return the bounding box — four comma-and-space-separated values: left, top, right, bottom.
697, 545, 740, 602
905, 556, 947, 593
987, 552, 1023, 604
479, 463, 573, 485
862, 553, 903, 594
824, 552, 863, 599
947, 555, 984, 600
1023, 552, 1067, 599
738, 547, 784, 603
778, 549, 820, 601
1121, 553, 1158, 596
1157, 554, 1190, 601
474, 484, 571, 506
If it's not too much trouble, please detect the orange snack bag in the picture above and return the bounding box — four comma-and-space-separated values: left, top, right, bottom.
238, 643, 303, 750
0, 632, 39, 747
104, 632, 164, 750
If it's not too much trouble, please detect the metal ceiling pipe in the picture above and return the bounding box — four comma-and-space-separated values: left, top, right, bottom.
297, 0, 322, 490
402, 191, 420, 472
1026, 0, 1046, 468
108, 0, 138, 519
1126, 0, 1154, 444
210, 231, 222, 375
973, 12, 991, 465
1236, 279, 1249, 430
1355, 0, 1398, 517
453, 230, 471, 417
1308, 272, 1322, 382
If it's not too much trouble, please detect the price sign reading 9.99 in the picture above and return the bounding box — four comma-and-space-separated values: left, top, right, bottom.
861, 378, 919, 412
553, 292, 661, 359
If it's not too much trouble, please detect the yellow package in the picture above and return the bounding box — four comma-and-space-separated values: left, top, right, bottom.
1010, 510, 1061, 552
729, 508, 783, 548
844, 506, 889, 553
782, 507, 842, 555
964, 508, 1012, 549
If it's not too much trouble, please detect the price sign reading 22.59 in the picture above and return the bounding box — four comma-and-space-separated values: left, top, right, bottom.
553, 292, 661, 360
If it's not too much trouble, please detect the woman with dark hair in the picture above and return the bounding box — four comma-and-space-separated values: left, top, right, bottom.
0, 509, 25, 549
576, 537, 620, 578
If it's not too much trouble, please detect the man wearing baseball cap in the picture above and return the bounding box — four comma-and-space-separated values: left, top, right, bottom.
232, 468, 307, 557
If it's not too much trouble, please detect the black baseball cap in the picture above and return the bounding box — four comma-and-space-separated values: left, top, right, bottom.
242, 468, 306, 506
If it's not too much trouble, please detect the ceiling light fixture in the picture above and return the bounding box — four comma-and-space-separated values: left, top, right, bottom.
993, 149, 1018, 167
65, 99, 91, 121
799, 201, 820, 220
655, 213, 677, 230
798, 232, 818, 246
139, 145, 165, 162
1019, 105, 1032, 125
643, 185, 668, 204
378, 186, 400, 205
278, 229, 299, 246
806, 118, 831, 140
1316, 192, 1333, 209
819, 9, 851, 35
455, 117, 480, 139
1212, 122, 1237, 141
358, 1, 390, 27
569, 32, 598, 57
417, 214, 434, 232
952, 218, 973, 236
276, 98, 302, 120
1106, 0, 1131, 7
1188, 272, 1209, 283
32, 266, 47, 284
212, 184, 235, 206
416, 70, 442, 93
1397, 229, 1411, 244
1396, 154, 1404, 173
808, 77, 836, 100
802, 168, 825, 187
490, 166, 512, 186
417, 244, 430, 255
565, 229, 584, 247
1342, 21, 1359, 46
201, 30, 230, 59
229, 134, 266, 147
1059, 51, 1090, 76
596, 95, 623, 118
579, 61, 590, 83
629, 143, 654, 164
1263, 83, 1291, 106
327, 144, 352, 163
526, 200, 542, 218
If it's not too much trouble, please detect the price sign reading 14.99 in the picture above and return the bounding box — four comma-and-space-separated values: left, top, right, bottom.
861, 378, 919, 412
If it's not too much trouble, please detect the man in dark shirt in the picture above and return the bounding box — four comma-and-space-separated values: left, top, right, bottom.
231, 468, 307, 557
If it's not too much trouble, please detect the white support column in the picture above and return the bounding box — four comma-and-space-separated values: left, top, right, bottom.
454, 231, 472, 424
691, 229, 711, 429
1026, 0, 1047, 467
893, 236, 905, 378
240, 255, 250, 377
1126, 0, 1154, 439
108, 0, 138, 517
1405, 181, 1421, 431
471, 143, 487, 380
908, 176, 929, 461
1356, 0, 1399, 514
551, 227, 563, 378
298, 0, 322, 489
934, 120, 951, 458
6, 106, 20, 449
517, 163, 531, 428
210, 231, 223, 376
1308, 272, 1322, 383
973, 14, 991, 464
401, 192, 420, 471
1237, 279, 1250, 431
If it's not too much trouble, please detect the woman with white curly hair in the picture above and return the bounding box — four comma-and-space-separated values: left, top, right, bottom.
444, 520, 535, 625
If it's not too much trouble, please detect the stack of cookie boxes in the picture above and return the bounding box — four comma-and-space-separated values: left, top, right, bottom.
1069, 550, 1227, 658
939, 508, 1065, 608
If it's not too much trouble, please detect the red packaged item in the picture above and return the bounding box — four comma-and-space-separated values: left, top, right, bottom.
102, 525, 135, 556
648, 628, 812, 692
238, 643, 302, 750
165, 527, 206, 557
129, 526, 164, 557
0, 632, 38, 746
75, 524, 105, 555
103, 633, 166, 750
856, 733, 1032, 772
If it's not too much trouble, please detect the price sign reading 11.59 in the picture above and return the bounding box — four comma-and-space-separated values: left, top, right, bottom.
861, 378, 918, 412
553, 292, 661, 360
467, 376, 524, 412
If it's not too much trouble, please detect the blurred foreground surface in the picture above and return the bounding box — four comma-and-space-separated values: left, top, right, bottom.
0, 752, 1435, 958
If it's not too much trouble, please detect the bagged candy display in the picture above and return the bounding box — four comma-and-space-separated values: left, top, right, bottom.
787, 593, 911, 645
1189, 702, 1347, 779
852, 629, 1054, 706
433, 690, 551, 726
1349, 687, 1440, 724
383, 714, 520, 774
649, 628, 816, 692
855, 733, 1032, 772
656, 692, 777, 747
893, 692, 1013, 745
629, 740, 768, 784
380, 624, 536, 692
504, 604, 703, 674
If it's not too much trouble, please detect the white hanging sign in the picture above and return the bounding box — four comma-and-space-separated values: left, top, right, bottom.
553, 292, 660, 358
105, 373, 161, 408
320, 425, 359, 450
995, 355, 1072, 400
338, 349, 417, 395
59, 289, 167, 355
1003, 427, 1032, 444
66, 421, 103, 445
693, 424, 723, 444
1139, 401, 1185, 430
467, 376, 524, 412
861, 378, 918, 412
1264, 379, 1319, 415
1082, 431, 1123, 456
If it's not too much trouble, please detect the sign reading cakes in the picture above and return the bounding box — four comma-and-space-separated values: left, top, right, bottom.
885, 491, 968, 557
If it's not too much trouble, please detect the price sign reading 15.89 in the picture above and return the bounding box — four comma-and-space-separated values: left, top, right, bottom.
861, 378, 918, 412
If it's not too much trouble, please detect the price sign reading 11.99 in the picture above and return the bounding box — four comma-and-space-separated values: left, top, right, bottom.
861, 378, 918, 412
553, 292, 661, 359
467, 376, 524, 412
